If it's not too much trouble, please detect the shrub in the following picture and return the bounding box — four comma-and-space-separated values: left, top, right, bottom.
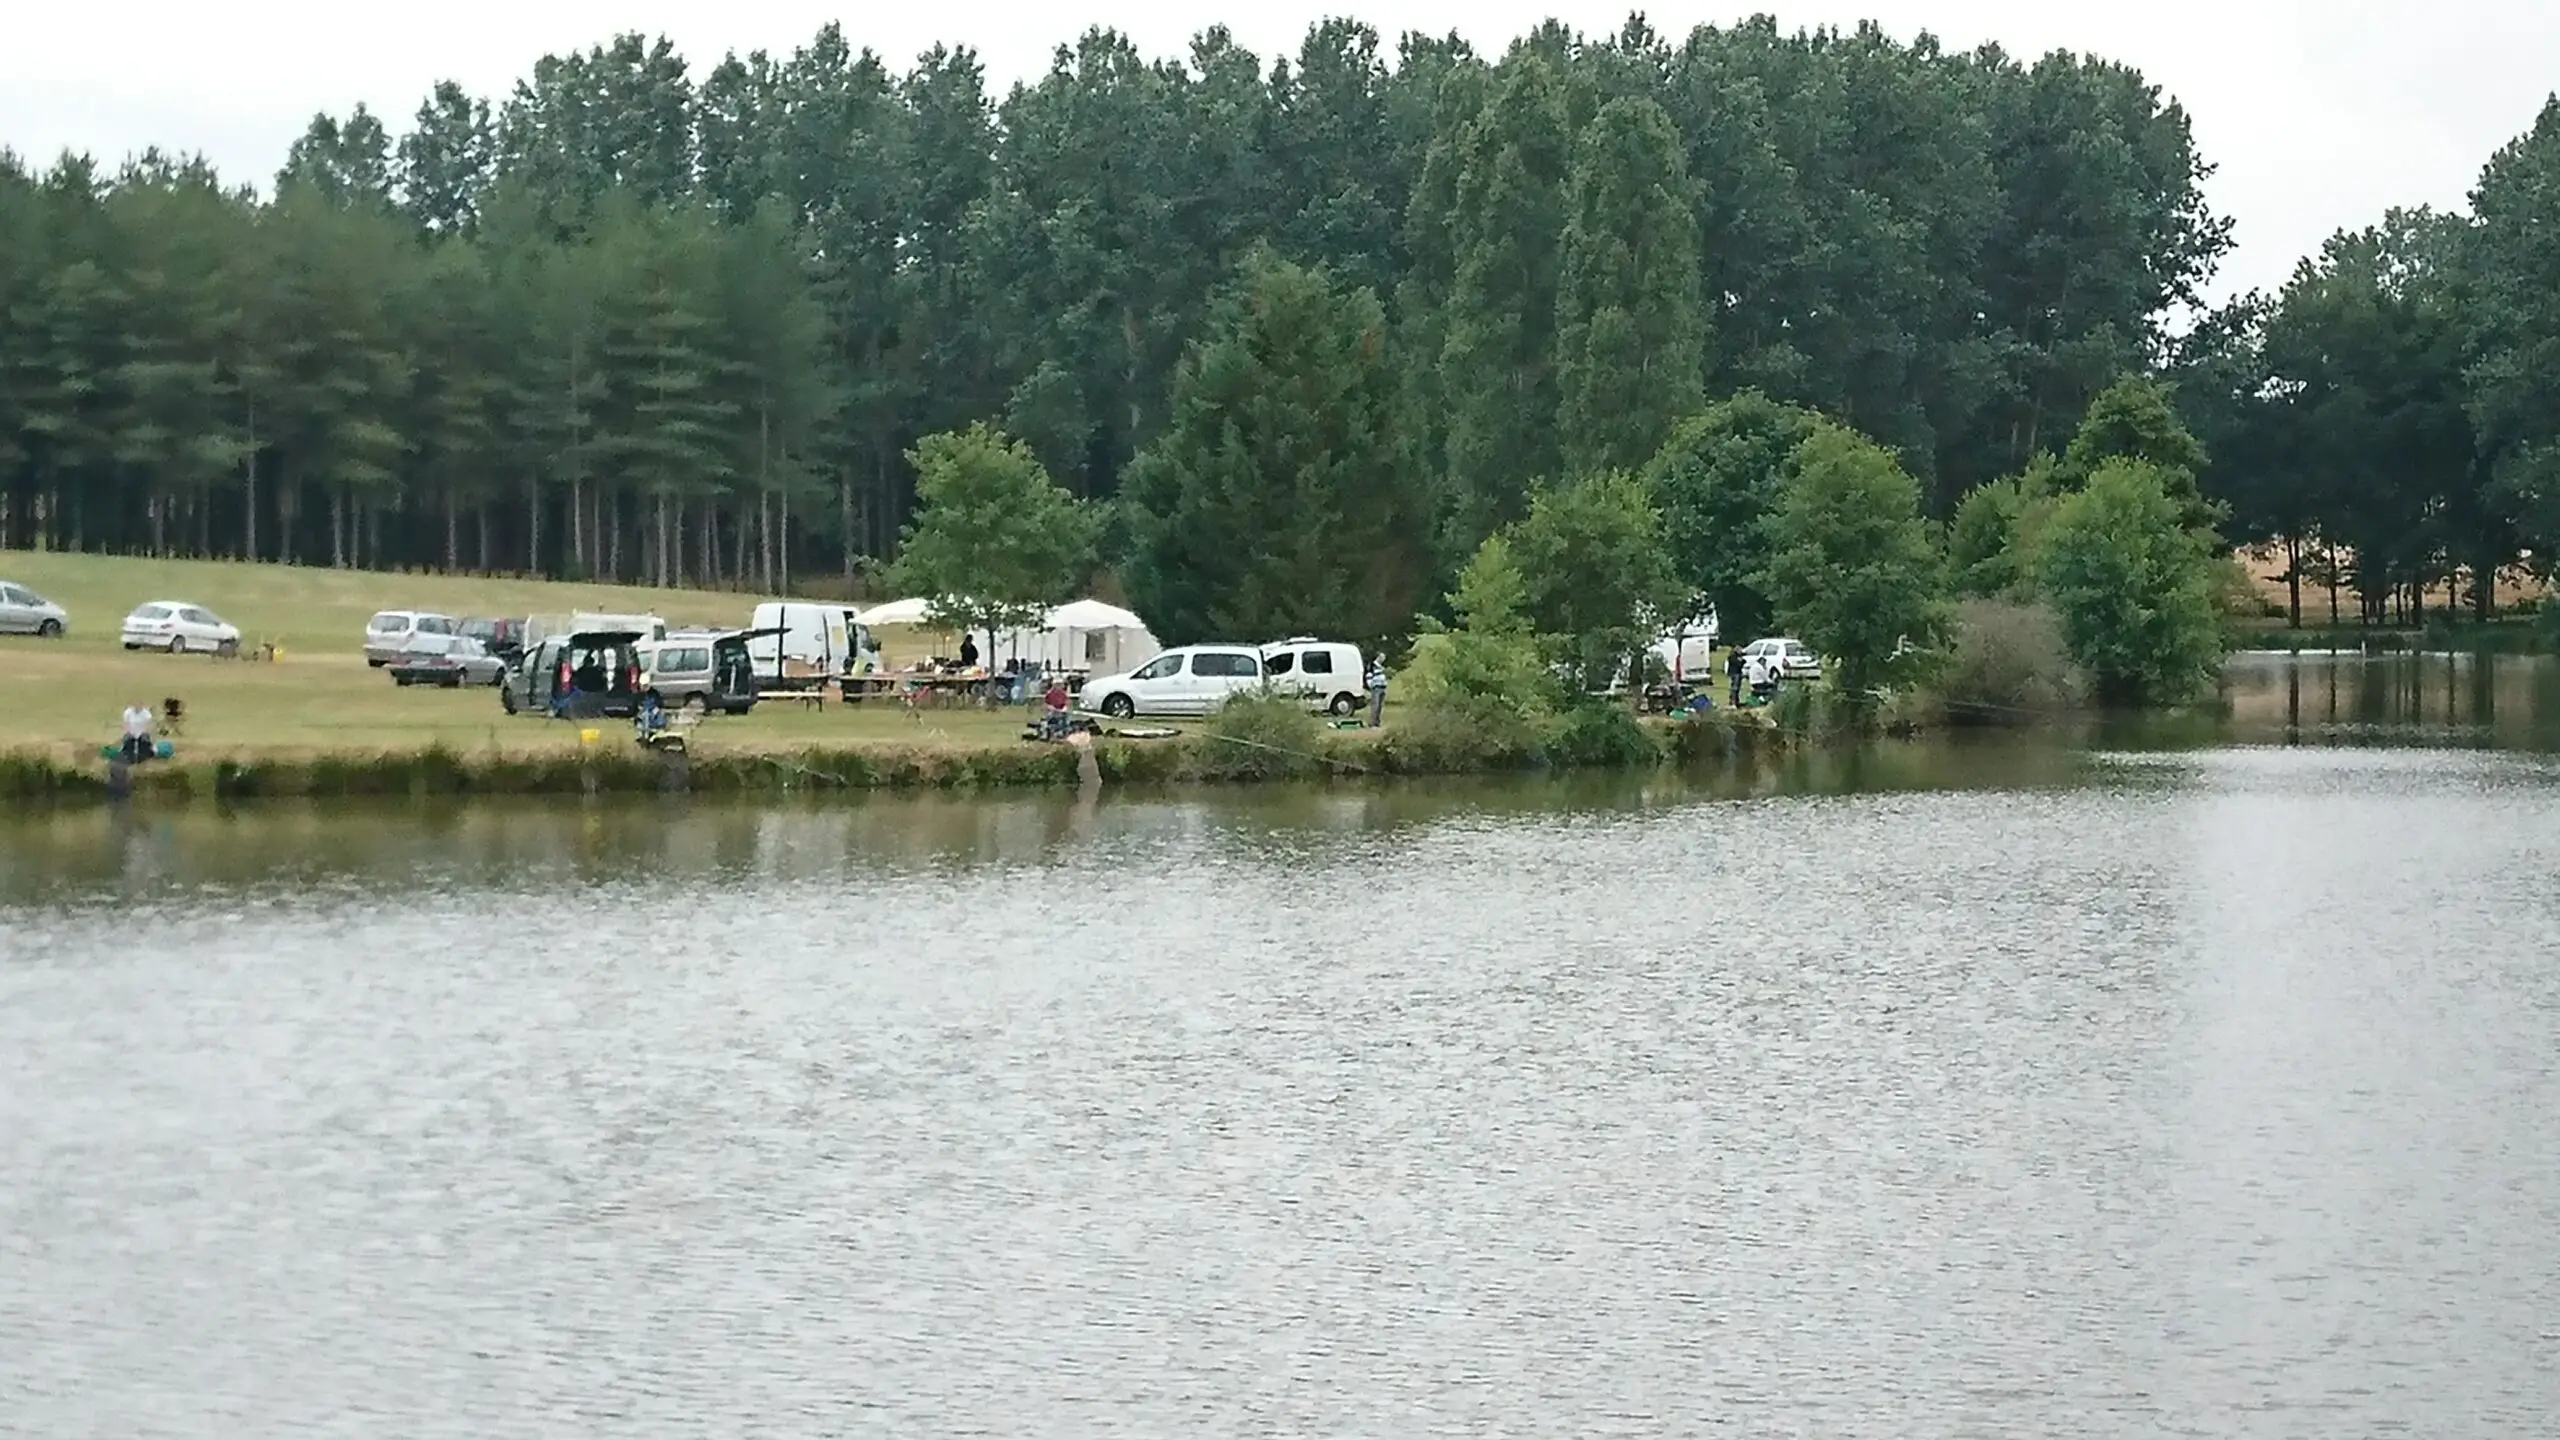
1544, 702, 1663, 769
1936, 599, 2086, 721
1196, 691, 1327, 781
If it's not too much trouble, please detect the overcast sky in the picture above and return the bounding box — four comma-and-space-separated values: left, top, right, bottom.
5, 0, 2553, 302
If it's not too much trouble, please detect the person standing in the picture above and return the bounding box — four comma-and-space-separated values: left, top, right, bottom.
1365, 654, 1389, 728
1725, 646, 1744, 708
957, 633, 980, 671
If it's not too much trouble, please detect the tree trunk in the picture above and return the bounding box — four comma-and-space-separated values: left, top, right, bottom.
779, 485, 791, 595
476, 502, 490, 573
607, 489, 622, 583
331, 487, 347, 569
243, 401, 259, 562
2284, 533, 2301, 629
840, 464, 856, 586
654, 491, 671, 588
2326, 543, 2340, 627
444, 490, 459, 571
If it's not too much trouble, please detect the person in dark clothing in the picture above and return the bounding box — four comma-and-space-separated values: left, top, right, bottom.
1725, 646, 1745, 708
958, 634, 980, 670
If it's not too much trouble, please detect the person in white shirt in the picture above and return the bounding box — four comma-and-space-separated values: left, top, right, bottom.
120, 702, 154, 763
1745, 653, 1775, 704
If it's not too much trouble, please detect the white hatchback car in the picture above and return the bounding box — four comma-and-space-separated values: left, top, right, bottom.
121, 601, 241, 654
1740, 637, 1822, 680
1080, 644, 1269, 718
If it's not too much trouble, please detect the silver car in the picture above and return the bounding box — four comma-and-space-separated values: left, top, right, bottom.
388, 635, 509, 688
0, 581, 68, 637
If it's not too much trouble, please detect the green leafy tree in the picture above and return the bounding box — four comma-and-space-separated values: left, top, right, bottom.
891, 423, 1095, 650
1556, 95, 1702, 473
2056, 374, 2222, 533
1640, 391, 1823, 641
1947, 458, 2061, 598
1401, 530, 1558, 749
1437, 53, 1572, 549
1504, 470, 1683, 691
2466, 98, 2560, 564
2036, 458, 2223, 706
1759, 424, 1947, 699
1122, 252, 1429, 647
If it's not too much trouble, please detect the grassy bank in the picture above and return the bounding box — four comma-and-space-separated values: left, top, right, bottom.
0, 705, 1785, 805
0, 549, 1793, 806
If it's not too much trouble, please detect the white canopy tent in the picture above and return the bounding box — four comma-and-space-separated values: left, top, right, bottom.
1038, 599, 1159, 676
856, 595, 1161, 675
853, 597, 937, 628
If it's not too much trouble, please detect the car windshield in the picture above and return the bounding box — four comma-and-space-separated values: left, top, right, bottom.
369, 612, 406, 630
128, 605, 170, 620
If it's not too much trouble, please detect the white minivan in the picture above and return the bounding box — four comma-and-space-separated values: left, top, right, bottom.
365, 610, 460, 666
1259, 637, 1366, 715
1080, 644, 1268, 718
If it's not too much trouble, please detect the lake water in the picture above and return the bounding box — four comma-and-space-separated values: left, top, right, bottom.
5, 655, 2558, 1436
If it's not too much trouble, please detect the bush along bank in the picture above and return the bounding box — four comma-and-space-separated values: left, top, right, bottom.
0, 704, 1792, 807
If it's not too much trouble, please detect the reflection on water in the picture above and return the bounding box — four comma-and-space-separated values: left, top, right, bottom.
2222, 650, 2560, 749
4, 670, 2560, 1436
0, 734, 2105, 907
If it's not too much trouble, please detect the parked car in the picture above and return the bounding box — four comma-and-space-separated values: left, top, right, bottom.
120, 601, 240, 654
1260, 637, 1366, 715
501, 629, 647, 718
0, 581, 67, 637
637, 628, 771, 715
1080, 644, 1268, 718
365, 610, 461, 666
1740, 636, 1822, 680
459, 616, 527, 662
389, 635, 509, 688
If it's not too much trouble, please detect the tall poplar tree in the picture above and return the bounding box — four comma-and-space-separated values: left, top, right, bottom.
1555, 95, 1703, 474
1437, 53, 1571, 550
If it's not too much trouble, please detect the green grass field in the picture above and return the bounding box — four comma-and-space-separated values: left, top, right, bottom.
0, 551, 1028, 761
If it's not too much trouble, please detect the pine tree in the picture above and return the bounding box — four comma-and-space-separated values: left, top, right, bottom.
1123, 251, 1429, 647
1556, 95, 1703, 474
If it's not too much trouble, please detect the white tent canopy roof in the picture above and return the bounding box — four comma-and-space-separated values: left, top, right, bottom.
853, 597, 936, 627
1043, 598, 1147, 631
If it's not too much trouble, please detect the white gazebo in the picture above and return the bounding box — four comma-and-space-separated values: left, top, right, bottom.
853, 597, 937, 628
1040, 599, 1159, 676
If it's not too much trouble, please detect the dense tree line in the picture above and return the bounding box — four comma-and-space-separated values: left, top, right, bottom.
1, 14, 2224, 595
2179, 99, 2560, 627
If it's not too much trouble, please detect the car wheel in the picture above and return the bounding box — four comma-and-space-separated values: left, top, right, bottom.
167, 635, 187, 655
366, 657, 386, 668
1327, 692, 1357, 717
36, 619, 62, 639
395, 673, 414, 686
681, 693, 709, 716
500, 686, 520, 715
1101, 693, 1135, 720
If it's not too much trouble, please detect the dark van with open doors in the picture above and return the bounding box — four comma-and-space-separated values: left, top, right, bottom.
638, 627, 776, 716
501, 629, 647, 718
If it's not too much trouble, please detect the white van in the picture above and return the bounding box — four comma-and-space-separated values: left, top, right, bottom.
1259, 637, 1366, 715
1079, 644, 1269, 718
524, 611, 667, 650
364, 610, 459, 666
746, 601, 879, 683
